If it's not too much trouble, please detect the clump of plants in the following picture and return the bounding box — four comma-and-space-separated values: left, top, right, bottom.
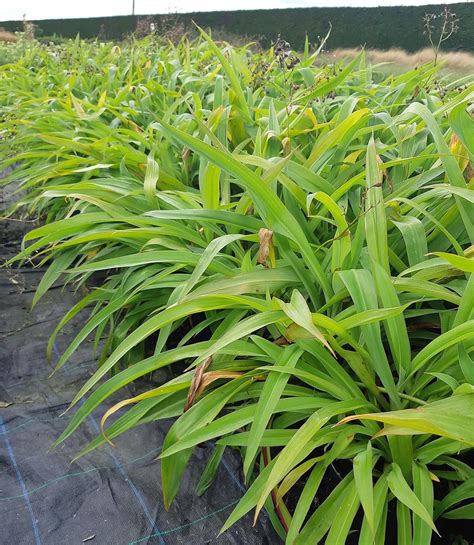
0, 30, 473, 544
0, 31, 31, 66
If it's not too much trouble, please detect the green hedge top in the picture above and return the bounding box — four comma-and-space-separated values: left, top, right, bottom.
1, 2, 472, 51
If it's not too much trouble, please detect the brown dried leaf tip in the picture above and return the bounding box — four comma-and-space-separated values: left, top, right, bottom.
184, 356, 212, 412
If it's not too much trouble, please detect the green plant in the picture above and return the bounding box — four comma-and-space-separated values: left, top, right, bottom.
0, 33, 29, 65
1, 31, 473, 544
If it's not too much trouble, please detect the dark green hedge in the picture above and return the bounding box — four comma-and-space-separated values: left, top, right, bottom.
1, 3, 472, 51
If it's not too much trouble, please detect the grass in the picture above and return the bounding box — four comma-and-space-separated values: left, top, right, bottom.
319, 47, 474, 77
1, 31, 473, 544
0, 30, 17, 43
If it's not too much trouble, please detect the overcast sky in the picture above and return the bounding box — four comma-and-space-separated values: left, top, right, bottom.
0, 0, 465, 21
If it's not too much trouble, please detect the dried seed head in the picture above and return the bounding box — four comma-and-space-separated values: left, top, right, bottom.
282, 136, 292, 156
273, 36, 300, 71
257, 228, 274, 268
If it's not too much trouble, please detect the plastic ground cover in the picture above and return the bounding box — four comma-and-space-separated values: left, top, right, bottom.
0, 180, 278, 545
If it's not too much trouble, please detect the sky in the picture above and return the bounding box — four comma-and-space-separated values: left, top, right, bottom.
0, 0, 466, 21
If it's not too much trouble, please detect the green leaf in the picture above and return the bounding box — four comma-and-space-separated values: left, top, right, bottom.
392, 216, 428, 267
411, 320, 474, 377
458, 344, 474, 385
358, 474, 389, 545
255, 400, 367, 520
387, 463, 438, 534
340, 394, 474, 446
353, 441, 375, 536
396, 501, 412, 545
412, 462, 434, 545
243, 344, 303, 478
32, 250, 77, 308
431, 252, 474, 273
198, 25, 252, 122
406, 102, 474, 242
449, 102, 474, 158
297, 54, 361, 103
278, 290, 333, 354
196, 444, 226, 496
161, 377, 251, 509
308, 191, 351, 273
294, 475, 354, 545
442, 503, 474, 520
158, 119, 333, 301
325, 480, 360, 545
160, 395, 334, 458
336, 269, 399, 405
435, 477, 474, 519
365, 136, 389, 271
201, 162, 221, 209
372, 262, 411, 377
144, 153, 159, 207
286, 463, 327, 544
67, 295, 271, 407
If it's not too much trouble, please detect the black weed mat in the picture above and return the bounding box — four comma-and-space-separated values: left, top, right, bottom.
0, 184, 279, 545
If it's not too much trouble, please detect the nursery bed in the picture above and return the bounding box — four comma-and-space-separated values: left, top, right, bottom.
0, 184, 278, 545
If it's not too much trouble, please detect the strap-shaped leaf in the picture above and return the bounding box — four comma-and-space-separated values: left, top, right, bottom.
340, 393, 474, 446
354, 441, 375, 536
413, 462, 434, 545
387, 464, 438, 534
243, 344, 303, 478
